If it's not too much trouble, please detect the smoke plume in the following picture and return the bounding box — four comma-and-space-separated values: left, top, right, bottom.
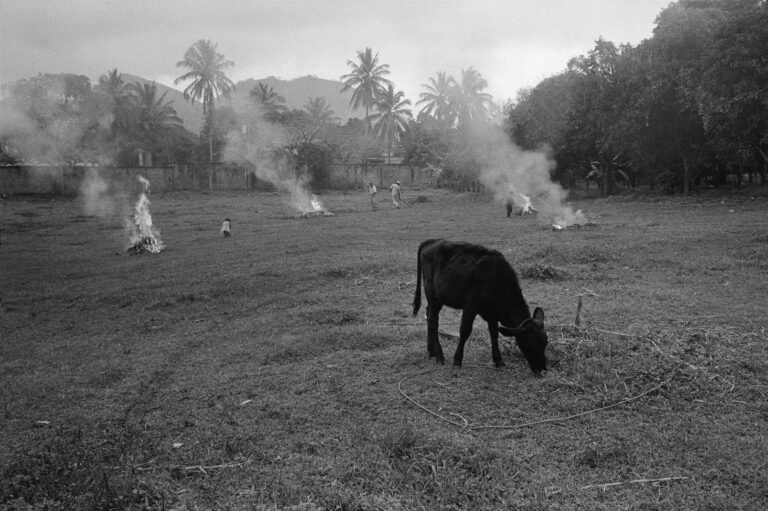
80, 168, 119, 217
475, 124, 586, 227
222, 107, 327, 214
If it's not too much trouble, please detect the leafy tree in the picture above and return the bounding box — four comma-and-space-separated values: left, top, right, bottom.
340, 48, 391, 134
696, 0, 768, 183
368, 84, 412, 163
175, 39, 235, 168
452, 66, 493, 127
124, 81, 183, 165
417, 71, 457, 125
95, 69, 131, 138
295, 141, 335, 189
645, 1, 723, 192
1, 73, 105, 164
401, 114, 452, 166
304, 97, 338, 127
250, 82, 288, 122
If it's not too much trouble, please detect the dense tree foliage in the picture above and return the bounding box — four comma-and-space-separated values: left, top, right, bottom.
3, 0, 765, 197
506, 0, 768, 194
0, 72, 198, 167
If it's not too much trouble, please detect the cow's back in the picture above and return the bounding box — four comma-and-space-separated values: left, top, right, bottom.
420, 239, 519, 314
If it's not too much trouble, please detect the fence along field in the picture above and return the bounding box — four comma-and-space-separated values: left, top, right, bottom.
0, 187, 766, 509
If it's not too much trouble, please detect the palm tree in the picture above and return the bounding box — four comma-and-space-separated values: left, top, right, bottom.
127, 81, 183, 163
250, 82, 287, 122
340, 48, 391, 134
174, 39, 235, 166
369, 84, 412, 163
454, 66, 493, 127
95, 69, 131, 137
416, 71, 457, 125
304, 97, 338, 126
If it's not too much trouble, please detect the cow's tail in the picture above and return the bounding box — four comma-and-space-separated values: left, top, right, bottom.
413, 239, 433, 317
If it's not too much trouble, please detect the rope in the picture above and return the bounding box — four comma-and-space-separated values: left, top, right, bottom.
398, 365, 681, 431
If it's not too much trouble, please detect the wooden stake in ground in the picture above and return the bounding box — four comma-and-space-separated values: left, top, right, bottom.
575, 295, 583, 327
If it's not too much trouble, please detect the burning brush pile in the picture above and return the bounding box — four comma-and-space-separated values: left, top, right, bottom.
298, 193, 334, 218
125, 176, 164, 255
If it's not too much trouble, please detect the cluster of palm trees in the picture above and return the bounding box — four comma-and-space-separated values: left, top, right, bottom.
416, 67, 493, 127
96, 69, 183, 163
339, 47, 494, 161
169, 40, 495, 166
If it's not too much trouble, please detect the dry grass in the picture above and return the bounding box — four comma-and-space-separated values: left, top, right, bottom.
1, 188, 767, 510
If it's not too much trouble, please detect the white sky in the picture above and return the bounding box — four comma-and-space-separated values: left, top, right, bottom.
0, 0, 672, 105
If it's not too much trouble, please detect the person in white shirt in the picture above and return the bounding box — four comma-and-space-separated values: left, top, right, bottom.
389, 181, 402, 209
368, 182, 377, 211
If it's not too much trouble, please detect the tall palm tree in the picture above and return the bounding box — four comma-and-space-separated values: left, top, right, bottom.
304, 96, 338, 126
174, 39, 235, 165
369, 84, 412, 163
340, 48, 391, 134
416, 71, 457, 125
454, 66, 493, 127
250, 82, 287, 121
95, 69, 131, 137
127, 81, 183, 157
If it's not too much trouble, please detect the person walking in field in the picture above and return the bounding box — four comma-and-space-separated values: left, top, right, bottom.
389, 180, 402, 209
368, 182, 377, 211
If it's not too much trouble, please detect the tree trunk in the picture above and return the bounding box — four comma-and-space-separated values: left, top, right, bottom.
682, 155, 690, 195
207, 106, 215, 191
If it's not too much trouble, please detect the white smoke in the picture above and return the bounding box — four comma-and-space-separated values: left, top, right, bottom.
476, 125, 587, 227
79, 168, 119, 217
222, 108, 327, 214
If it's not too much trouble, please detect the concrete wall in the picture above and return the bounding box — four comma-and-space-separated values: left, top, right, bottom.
328, 163, 439, 189
0, 162, 436, 196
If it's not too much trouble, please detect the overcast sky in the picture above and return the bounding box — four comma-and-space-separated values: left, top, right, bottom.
1, 0, 672, 105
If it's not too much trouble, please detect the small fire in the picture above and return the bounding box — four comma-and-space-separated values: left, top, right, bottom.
520, 194, 536, 215
310, 195, 324, 212
299, 192, 334, 218
552, 209, 588, 231
126, 176, 164, 255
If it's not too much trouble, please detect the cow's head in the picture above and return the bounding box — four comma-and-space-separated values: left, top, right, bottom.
499, 307, 548, 375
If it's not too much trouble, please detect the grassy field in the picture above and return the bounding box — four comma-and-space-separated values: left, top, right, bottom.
1, 187, 767, 510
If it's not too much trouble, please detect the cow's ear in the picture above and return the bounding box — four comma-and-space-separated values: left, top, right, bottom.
499, 326, 519, 337
533, 307, 545, 322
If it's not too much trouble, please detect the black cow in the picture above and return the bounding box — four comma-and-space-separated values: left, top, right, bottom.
412, 239, 548, 375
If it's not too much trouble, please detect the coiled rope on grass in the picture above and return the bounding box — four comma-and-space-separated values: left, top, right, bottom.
397, 364, 681, 431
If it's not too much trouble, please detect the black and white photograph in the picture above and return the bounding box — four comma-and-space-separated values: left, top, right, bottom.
1, 0, 766, 509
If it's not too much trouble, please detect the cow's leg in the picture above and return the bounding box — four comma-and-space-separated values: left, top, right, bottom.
426, 303, 444, 364
453, 310, 476, 367
488, 321, 505, 367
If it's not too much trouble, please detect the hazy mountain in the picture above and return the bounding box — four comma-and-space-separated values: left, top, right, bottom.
124, 74, 358, 134
2, 72, 361, 134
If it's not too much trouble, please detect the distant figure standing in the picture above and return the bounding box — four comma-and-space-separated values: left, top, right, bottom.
368, 182, 377, 211
505, 199, 514, 218
389, 180, 402, 209
221, 218, 231, 237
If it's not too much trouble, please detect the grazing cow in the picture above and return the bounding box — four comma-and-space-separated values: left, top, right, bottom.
412, 239, 548, 375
